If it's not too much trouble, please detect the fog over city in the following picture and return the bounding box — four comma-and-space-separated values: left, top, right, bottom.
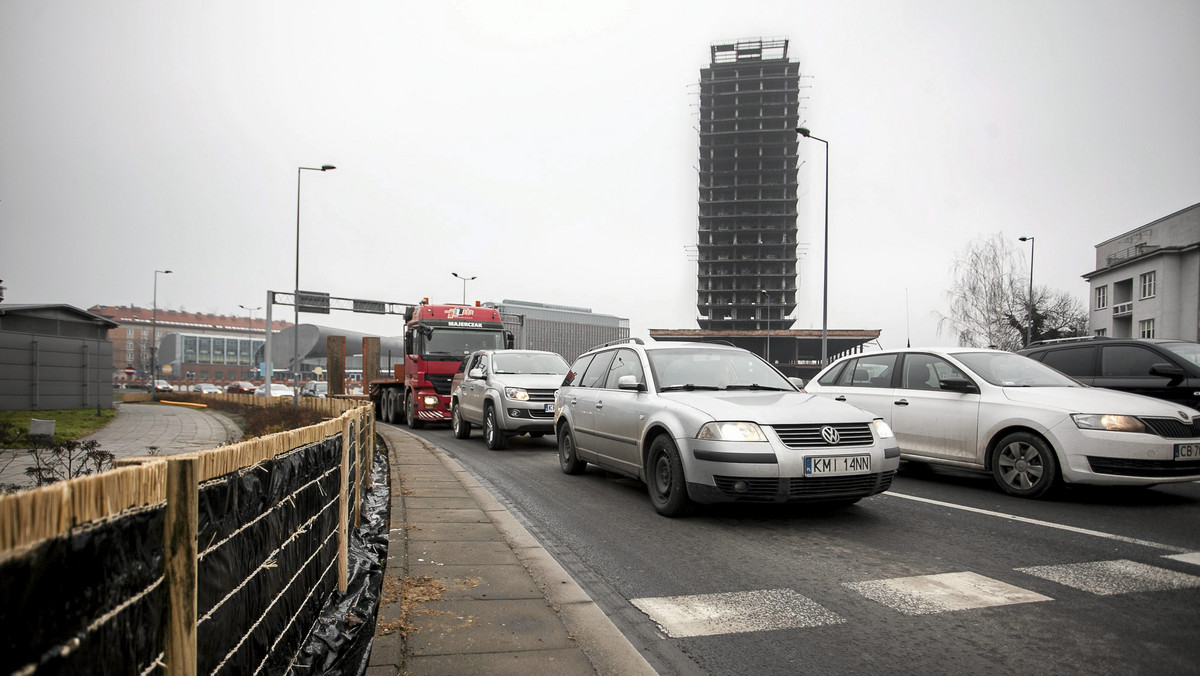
2, 1, 1197, 347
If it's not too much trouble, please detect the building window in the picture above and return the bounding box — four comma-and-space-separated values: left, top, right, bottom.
1095, 286, 1108, 310
1139, 319, 1155, 339
1140, 271, 1156, 299
1094, 328, 1107, 337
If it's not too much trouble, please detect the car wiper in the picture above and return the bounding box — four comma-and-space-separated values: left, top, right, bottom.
659, 384, 721, 392
722, 384, 788, 391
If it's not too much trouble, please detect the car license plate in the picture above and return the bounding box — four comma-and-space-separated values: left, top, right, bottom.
805, 455, 871, 476
1174, 443, 1200, 461
544, 404, 554, 413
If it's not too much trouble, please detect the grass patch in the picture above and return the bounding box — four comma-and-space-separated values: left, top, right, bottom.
158, 394, 330, 439
0, 409, 117, 448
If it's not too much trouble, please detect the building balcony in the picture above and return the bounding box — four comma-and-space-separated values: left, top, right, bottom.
1112, 302, 1133, 318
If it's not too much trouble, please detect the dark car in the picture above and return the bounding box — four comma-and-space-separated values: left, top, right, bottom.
226, 380, 256, 394
1018, 337, 1200, 409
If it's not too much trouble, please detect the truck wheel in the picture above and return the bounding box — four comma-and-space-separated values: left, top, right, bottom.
484, 405, 507, 450
452, 403, 471, 439
384, 390, 397, 424
406, 392, 425, 429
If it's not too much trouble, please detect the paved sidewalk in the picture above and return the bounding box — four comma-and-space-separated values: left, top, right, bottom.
0, 402, 238, 487
368, 424, 656, 676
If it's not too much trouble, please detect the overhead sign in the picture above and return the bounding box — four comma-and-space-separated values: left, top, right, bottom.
353, 299, 386, 314
297, 290, 331, 314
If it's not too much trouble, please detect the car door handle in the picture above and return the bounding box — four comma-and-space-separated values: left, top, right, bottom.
834, 395, 846, 401
596, 401, 604, 409
894, 399, 909, 406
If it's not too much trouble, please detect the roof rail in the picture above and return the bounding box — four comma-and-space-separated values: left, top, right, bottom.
588, 337, 645, 351
1025, 335, 1109, 348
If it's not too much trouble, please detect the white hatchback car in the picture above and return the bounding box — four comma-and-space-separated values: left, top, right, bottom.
805, 348, 1200, 498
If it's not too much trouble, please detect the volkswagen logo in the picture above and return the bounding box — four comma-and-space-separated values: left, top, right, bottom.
821, 426, 840, 445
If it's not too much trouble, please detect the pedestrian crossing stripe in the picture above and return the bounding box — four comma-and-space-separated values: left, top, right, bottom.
630, 589, 845, 638
1164, 552, 1200, 567
844, 572, 1052, 615
1016, 559, 1200, 596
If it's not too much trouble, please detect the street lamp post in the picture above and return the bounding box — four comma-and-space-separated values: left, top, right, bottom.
451, 272, 476, 305
295, 164, 335, 405
797, 127, 830, 365
151, 269, 172, 390
239, 304, 261, 380
1019, 236, 1035, 347
760, 288, 771, 364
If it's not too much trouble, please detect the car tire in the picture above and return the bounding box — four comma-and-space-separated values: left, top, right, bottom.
991, 431, 1059, 499
452, 403, 471, 439
406, 392, 424, 429
646, 435, 692, 517
557, 425, 586, 475
484, 405, 506, 450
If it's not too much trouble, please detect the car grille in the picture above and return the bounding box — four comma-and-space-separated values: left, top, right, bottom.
711, 471, 895, 502
1087, 457, 1200, 478
427, 373, 454, 396
525, 388, 556, 403
771, 423, 874, 448
1140, 417, 1200, 439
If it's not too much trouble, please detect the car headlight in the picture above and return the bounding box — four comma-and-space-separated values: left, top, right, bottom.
870, 418, 894, 439
422, 394, 440, 407
1071, 414, 1146, 433
504, 387, 530, 401
697, 421, 767, 442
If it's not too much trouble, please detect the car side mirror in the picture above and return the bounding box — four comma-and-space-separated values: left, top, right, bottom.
469, 368, 484, 379
939, 377, 979, 394
788, 377, 806, 390
617, 375, 646, 391
1150, 362, 1185, 384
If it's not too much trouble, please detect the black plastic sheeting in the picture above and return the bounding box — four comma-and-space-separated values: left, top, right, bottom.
0, 507, 166, 675
196, 435, 344, 675
289, 445, 390, 675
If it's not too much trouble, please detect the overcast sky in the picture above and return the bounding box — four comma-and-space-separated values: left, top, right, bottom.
3, 1, 1198, 349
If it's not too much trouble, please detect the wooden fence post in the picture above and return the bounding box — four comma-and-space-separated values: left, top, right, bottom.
164, 455, 198, 676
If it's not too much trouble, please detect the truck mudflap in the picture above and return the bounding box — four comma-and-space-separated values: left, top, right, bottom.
415, 409, 450, 422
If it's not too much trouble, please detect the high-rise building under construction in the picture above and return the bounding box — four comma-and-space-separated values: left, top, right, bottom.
696, 38, 800, 331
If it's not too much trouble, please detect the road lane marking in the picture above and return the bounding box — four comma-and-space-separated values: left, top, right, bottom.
885, 491, 1192, 554
1164, 552, 1200, 566
1016, 560, 1200, 596
630, 589, 843, 638
845, 572, 1051, 615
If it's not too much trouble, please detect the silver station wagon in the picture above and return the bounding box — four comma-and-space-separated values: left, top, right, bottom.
554, 340, 901, 516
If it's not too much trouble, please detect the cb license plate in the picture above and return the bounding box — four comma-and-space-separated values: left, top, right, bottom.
1174, 443, 1200, 461
805, 455, 871, 476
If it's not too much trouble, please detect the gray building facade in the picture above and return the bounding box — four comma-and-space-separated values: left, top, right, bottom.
1084, 202, 1200, 341
489, 299, 629, 363
0, 304, 119, 411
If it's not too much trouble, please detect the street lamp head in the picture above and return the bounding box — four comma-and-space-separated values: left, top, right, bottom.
797, 127, 811, 137
320, 165, 336, 171
1019, 236, 1033, 242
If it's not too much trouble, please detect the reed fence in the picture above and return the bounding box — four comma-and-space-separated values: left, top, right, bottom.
0, 400, 376, 676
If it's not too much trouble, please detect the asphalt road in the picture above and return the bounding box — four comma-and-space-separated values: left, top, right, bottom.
401, 424, 1200, 675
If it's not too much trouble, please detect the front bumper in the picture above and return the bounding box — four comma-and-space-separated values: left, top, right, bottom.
500, 401, 556, 434
1053, 423, 1200, 485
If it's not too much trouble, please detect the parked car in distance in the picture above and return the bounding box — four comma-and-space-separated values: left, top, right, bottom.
555, 340, 900, 516
301, 381, 328, 398
226, 381, 256, 394
1018, 337, 1200, 409
451, 349, 570, 449
152, 379, 173, 393
255, 383, 295, 397
195, 383, 222, 395
805, 347, 1200, 498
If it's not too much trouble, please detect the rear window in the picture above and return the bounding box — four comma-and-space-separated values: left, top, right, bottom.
836, 354, 897, 388
817, 361, 847, 386
1101, 345, 1166, 378
562, 354, 595, 387
1039, 346, 1094, 378
579, 351, 617, 388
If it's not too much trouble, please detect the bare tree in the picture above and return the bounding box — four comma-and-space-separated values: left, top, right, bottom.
937, 232, 1087, 350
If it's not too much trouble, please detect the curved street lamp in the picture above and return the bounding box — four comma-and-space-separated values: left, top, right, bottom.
151, 269, 172, 389
1019, 236, 1035, 346
452, 272, 477, 305
295, 164, 336, 405
239, 304, 262, 380
797, 127, 829, 365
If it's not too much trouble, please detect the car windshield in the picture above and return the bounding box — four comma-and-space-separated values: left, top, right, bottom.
954, 351, 1081, 387
1161, 342, 1200, 369
647, 348, 793, 391
492, 352, 569, 375
421, 327, 506, 359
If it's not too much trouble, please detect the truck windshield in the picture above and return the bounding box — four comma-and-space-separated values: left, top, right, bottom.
420, 328, 505, 360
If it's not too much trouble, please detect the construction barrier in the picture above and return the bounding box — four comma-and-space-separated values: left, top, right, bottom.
0, 401, 375, 676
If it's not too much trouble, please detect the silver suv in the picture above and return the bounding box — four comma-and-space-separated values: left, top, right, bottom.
451, 349, 570, 449
554, 339, 901, 516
